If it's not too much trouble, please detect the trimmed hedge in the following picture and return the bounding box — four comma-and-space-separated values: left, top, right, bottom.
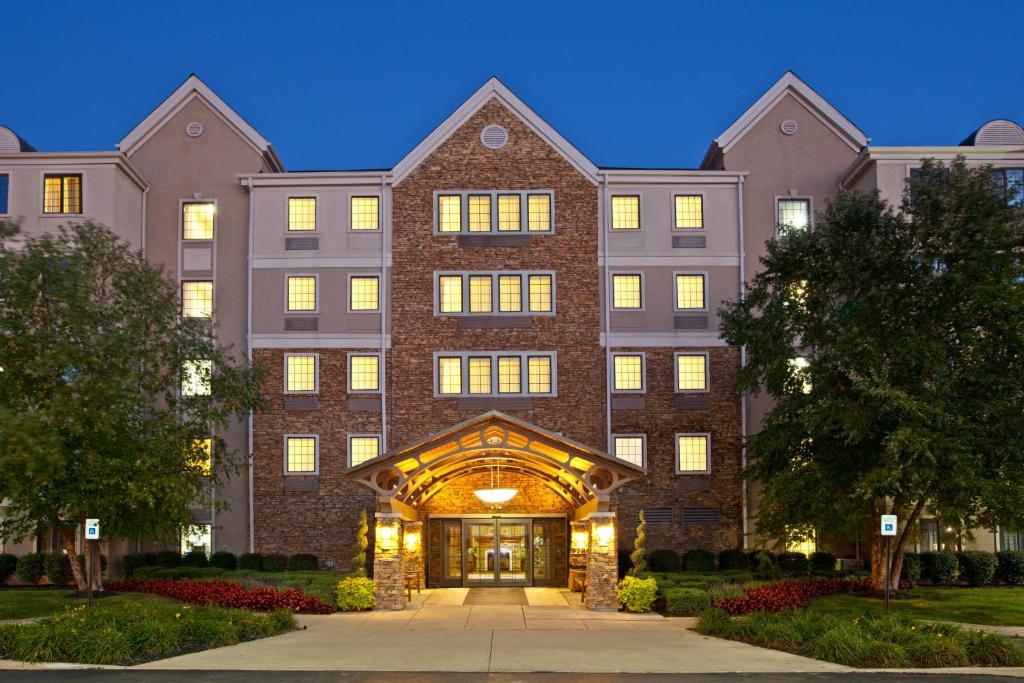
210, 551, 238, 571
777, 552, 809, 573
920, 551, 960, 585
261, 554, 289, 572
957, 551, 997, 587
16, 553, 45, 583
809, 551, 837, 574
154, 550, 181, 568
664, 587, 712, 616
997, 550, 1024, 585
288, 554, 318, 571
238, 553, 263, 571
0, 553, 17, 583
747, 549, 776, 572
900, 552, 922, 585
43, 553, 73, 585
181, 550, 209, 568
648, 549, 680, 572
718, 548, 746, 571
683, 549, 716, 572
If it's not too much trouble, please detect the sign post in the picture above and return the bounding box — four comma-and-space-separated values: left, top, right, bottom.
880, 514, 897, 610
85, 519, 100, 606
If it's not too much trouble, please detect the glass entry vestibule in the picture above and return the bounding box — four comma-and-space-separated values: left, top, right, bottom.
465, 519, 530, 586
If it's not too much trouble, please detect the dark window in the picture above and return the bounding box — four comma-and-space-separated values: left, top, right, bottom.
1000, 528, 1024, 551
0, 174, 8, 214
919, 519, 939, 552
991, 169, 1024, 206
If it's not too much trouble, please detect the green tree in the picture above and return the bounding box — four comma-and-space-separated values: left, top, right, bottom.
0, 221, 264, 591
352, 508, 368, 576
720, 159, 1024, 590
629, 510, 647, 577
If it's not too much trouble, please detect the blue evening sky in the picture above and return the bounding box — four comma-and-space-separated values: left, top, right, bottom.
3, 1, 1022, 170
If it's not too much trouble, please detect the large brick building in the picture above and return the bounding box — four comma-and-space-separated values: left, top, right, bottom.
2, 73, 1023, 596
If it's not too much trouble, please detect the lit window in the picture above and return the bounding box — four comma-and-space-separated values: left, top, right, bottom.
611, 195, 639, 230
468, 195, 492, 232
777, 198, 810, 233
612, 354, 643, 392
612, 274, 642, 309
348, 436, 380, 467
438, 275, 463, 313
498, 356, 521, 393
675, 274, 705, 310
182, 202, 215, 240
288, 197, 317, 231
182, 360, 212, 397
468, 357, 492, 394
790, 357, 811, 394
286, 354, 317, 393
527, 194, 551, 231
438, 195, 462, 232
677, 434, 709, 473
786, 525, 817, 556
613, 436, 644, 467
0, 175, 8, 214
181, 281, 213, 318
286, 436, 317, 473
469, 275, 492, 313
349, 355, 379, 392
350, 276, 379, 311
528, 274, 552, 312
528, 356, 551, 394
675, 195, 703, 229
676, 354, 707, 392
43, 174, 82, 214
438, 357, 462, 394
498, 275, 522, 312
351, 196, 380, 230
287, 276, 317, 311
191, 438, 212, 476
498, 194, 521, 231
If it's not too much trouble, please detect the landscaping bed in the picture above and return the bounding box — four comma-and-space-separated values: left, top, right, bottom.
807, 586, 1024, 627
108, 579, 334, 614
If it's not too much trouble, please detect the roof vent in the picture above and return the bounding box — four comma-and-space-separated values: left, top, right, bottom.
185, 121, 204, 138
0, 125, 35, 153
780, 119, 799, 136
962, 119, 1024, 146
480, 124, 509, 149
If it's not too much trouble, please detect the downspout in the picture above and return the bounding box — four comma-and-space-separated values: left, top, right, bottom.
246, 178, 256, 554
601, 174, 611, 453
737, 174, 749, 548
140, 186, 149, 253
380, 176, 389, 451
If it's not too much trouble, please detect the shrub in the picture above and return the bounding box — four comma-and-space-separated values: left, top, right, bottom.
260, 554, 289, 572
0, 553, 17, 583
960, 629, 1024, 667
107, 579, 333, 614
139, 567, 225, 579
288, 554, 318, 572
43, 553, 73, 585
154, 550, 180, 568
16, 553, 45, 584
777, 551, 809, 573
630, 509, 647, 577
718, 548, 746, 571
996, 550, 1024, 585
746, 549, 776, 572
616, 575, 658, 613
920, 551, 959, 585
238, 553, 263, 571
900, 552, 922, 585
181, 550, 208, 568
121, 554, 149, 577
335, 576, 375, 611
209, 551, 238, 571
352, 508, 369, 576
809, 551, 837, 574
664, 588, 712, 616
647, 549, 680, 572
957, 551, 997, 586
682, 549, 715, 572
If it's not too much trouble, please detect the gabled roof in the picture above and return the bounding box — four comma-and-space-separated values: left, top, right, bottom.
704, 71, 869, 165
391, 77, 599, 185
117, 74, 283, 171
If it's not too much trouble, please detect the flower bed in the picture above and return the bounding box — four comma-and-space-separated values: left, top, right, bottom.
108, 579, 333, 614
714, 577, 867, 615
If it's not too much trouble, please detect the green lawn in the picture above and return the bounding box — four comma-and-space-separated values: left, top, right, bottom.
808, 587, 1024, 627
0, 588, 170, 620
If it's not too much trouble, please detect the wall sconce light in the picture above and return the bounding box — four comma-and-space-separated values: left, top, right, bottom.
571, 530, 590, 551
404, 530, 421, 551
594, 523, 614, 549
377, 523, 399, 551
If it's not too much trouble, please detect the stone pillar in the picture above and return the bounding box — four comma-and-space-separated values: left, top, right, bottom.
584, 512, 618, 611
402, 520, 424, 590
372, 513, 407, 610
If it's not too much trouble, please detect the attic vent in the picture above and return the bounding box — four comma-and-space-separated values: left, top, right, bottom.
974, 120, 1024, 146
640, 508, 674, 524
185, 121, 204, 138
780, 119, 799, 136
480, 124, 509, 149
682, 507, 720, 524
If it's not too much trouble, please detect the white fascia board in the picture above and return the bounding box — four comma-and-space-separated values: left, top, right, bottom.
0, 152, 148, 191
599, 169, 747, 184
239, 171, 390, 188
715, 71, 869, 155
842, 146, 1024, 187
391, 77, 599, 186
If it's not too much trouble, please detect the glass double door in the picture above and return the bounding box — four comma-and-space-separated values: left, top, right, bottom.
463, 519, 531, 586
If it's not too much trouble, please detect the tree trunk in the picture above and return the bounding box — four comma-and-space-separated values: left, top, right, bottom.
60, 522, 88, 592
89, 539, 104, 592
868, 499, 924, 592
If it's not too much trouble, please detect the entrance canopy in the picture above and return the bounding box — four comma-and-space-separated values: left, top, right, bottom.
347, 411, 643, 520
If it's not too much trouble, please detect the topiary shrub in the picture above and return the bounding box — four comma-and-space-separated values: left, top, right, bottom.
616, 575, 658, 613
336, 575, 375, 611
154, 550, 180, 568
0, 553, 17, 583
648, 549, 680, 572
261, 554, 289, 572
747, 549, 776, 572
16, 553, 45, 583
352, 509, 369, 576
210, 551, 237, 571
181, 550, 209, 568
957, 551, 997, 586
664, 587, 712, 616
996, 550, 1024, 585
920, 551, 960, 585
900, 552, 922, 585
682, 549, 716, 572
43, 553, 73, 585
238, 553, 263, 571
288, 554, 318, 571
809, 551, 838, 574
718, 548, 746, 571
777, 551, 809, 573
630, 510, 647, 577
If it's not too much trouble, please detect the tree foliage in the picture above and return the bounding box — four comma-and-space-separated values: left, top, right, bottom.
352, 508, 368, 576
720, 159, 1024, 589
0, 221, 264, 588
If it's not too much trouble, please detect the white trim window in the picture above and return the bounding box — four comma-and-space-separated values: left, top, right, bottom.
182, 201, 215, 240
181, 360, 212, 397
610, 195, 640, 230
350, 196, 380, 231
284, 353, 318, 394
676, 433, 710, 474
434, 190, 554, 234
181, 280, 213, 318
675, 352, 709, 392
284, 435, 318, 474
287, 196, 317, 232
674, 273, 706, 311
286, 274, 318, 312
434, 352, 556, 397
43, 173, 83, 214
348, 434, 381, 467
674, 194, 703, 230
611, 273, 643, 310
613, 435, 646, 468
435, 272, 555, 316
777, 198, 811, 234
349, 275, 380, 312
348, 353, 380, 393
611, 353, 645, 393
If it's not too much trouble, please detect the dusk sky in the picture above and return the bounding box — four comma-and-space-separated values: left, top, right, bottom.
4, 1, 1022, 170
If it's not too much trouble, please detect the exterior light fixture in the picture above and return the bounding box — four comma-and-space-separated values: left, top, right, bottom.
571, 530, 590, 551
403, 529, 421, 551
377, 523, 399, 550
594, 522, 615, 549
474, 457, 517, 505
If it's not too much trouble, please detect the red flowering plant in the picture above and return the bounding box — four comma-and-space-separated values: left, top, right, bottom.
108, 579, 334, 614
714, 577, 867, 616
